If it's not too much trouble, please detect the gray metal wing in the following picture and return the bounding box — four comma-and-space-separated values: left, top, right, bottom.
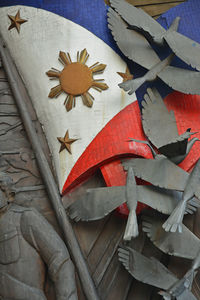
118, 246, 177, 290
176, 290, 197, 300
68, 186, 126, 221
158, 66, 200, 95
110, 0, 166, 40
142, 215, 200, 260
142, 88, 180, 149
165, 31, 200, 71
107, 8, 160, 70
183, 159, 200, 201
137, 186, 182, 215
122, 157, 188, 191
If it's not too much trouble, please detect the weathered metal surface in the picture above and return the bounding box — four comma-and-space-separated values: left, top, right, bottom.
142, 214, 200, 260
162, 159, 200, 233
57, 130, 78, 154
108, 4, 200, 95
46, 49, 108, 111
0, 35, 99, 300
68, 167, 139, 240
110, 0, 200, 72
0, 5, 135, 191
123, 156, 189, 190
8, 9, 27, 33
118, 245, 200, 299
0, 174, 77, 300
141, 88, 199, 162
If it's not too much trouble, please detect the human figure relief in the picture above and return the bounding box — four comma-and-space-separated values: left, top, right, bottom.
0, 173, 78, 300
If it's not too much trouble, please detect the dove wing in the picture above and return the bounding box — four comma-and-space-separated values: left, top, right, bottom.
138, 185, 182, 215
184, 159, 200, 201
176, 290, 197, 300
110, 0, 166, 40
68, 186, 126, 221
158, 66, 200, 95
122, 157, 189, 191
118, 246, 177, 290
165, 31, 200, 71
142, 215, 200, 260
107, 8, 160, 70
142, 88, 179, 149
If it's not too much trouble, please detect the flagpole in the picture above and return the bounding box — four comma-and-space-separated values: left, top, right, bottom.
0, 36, 100, 300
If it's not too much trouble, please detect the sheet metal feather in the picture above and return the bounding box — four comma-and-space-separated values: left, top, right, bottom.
68, 167, 139, 240
122, 157, 188, 191
118, 246, 178, 290
137, 186, 199, 216
68, 185, 126, 221
141, 88, 195, 158
107, 8, 160, 70
109, 0, 166, 41
165, 31, 200, 72
158, 66, 200, 95
163, 159, 200, 232
119, 246, 200, 299
142, 215, 200, 260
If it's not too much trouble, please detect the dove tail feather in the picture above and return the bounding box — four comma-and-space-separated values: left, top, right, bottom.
124, 209, 138, 241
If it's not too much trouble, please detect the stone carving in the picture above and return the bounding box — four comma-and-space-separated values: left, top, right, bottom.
0, 173, 78, 300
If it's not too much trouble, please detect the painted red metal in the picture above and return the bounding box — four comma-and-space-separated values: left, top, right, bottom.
63, 92, 200, 216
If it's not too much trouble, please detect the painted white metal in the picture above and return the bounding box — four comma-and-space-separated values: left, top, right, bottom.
0, 6, 136, 190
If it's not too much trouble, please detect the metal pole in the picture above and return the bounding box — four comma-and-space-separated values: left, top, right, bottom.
0, 37, 99, 300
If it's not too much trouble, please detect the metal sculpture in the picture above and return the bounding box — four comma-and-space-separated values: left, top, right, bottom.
0, 35, 99, 300
130, 88, 199, 164
142, 214, 200, 260
69, 167, 139, 240
57, 130, 78, 154
68, 165, 199, 240
107, 6, 200, 95
0, 174, 78, 300
123, 157, 200, 232
118, 245, 200, 300
110, 0, 200, 71
8, 9, 27, 33
46, 49, 108, 111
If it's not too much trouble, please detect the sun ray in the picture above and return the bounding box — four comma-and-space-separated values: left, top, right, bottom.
48, 84, 62, 98
64, 94, 74, 112
92, 81, 109, 90
79, 49, 88, 64
77, 51, 80, 62
46, 69, 60, 78
81, 92, 94, 108
89, 62, 99, 69
59, 51, 71, 65
67, 52, 72, 63
46, 49, 108, 111
91, 63, 107, 74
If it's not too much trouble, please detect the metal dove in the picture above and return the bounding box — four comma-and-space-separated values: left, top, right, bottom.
69, 167, 139, 240
118, 245, 200, 300
110, 0, 200, 71
107, 6, 200, 95
142, 214, 200, 260
68, 167, 199, 240
123, 157, 200, 233
130, 88, 199, 164
163, 158, 200, 233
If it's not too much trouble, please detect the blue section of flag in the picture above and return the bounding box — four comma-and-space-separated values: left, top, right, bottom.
1, 0, 200, 105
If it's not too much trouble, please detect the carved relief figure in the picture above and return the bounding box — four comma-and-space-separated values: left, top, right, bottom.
0, 174, 78, 300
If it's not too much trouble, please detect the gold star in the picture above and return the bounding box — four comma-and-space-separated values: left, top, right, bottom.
57, 130, 78, 154
8, 10, 27, 33
117, 67, 133, 82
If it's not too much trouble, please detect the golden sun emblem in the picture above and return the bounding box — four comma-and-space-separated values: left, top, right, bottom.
46, 49, 108, 112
